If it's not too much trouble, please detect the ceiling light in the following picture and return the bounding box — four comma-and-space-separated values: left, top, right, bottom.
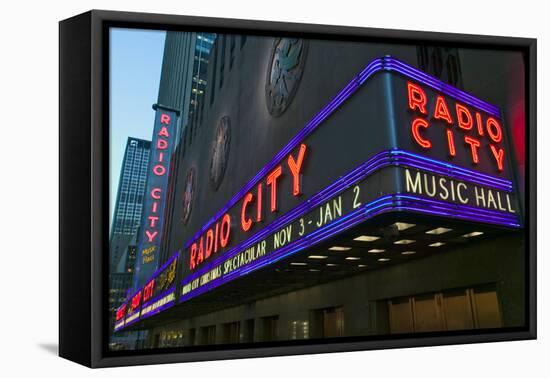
329, 246, 351, 251
378, 258, 390, 262
326, 263, 339, 267
429, 242, 445, 247
308, 255, 328, 259
393, 222, 415, 231
401, 251, 416, 255
394, 239, 415, 245
426, 227, 452, 235
290, 262, 307, 266
368, 248, 385, 253
309, 269, 320, 272
462, 231, 484, 238
345, 257, 361, 261
353, 235, 380, 242
358, 264, 368, 268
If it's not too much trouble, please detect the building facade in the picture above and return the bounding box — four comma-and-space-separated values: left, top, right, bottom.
114, 34, 527, 349
109, 137, 151, 272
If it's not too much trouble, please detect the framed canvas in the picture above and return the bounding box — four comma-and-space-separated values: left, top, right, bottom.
59, 10, 536, 368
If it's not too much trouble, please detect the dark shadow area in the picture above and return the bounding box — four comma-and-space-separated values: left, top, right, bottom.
38, 343, 58, 356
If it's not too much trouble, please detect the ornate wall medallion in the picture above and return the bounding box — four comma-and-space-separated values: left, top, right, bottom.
265, 38, 308, 117
181, 167, 196, 224
209, 116, 231, 190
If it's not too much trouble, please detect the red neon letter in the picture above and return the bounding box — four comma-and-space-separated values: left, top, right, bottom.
145, 230, 158, 242
158, 126, 170, 137
148, 215, 159, 228
434, 96, 453, 124
490, 144, 505, 171
266, 165, 283, 212
464, 136, 481, 164
287, 143, 307, 196
151, 188, 162, 199
475, 112, 484, 136
486, 117, 503, 143
196, 237, 204, 265
411, 118, 432, 149
256, 183, 263, 222
220, 213, 231, 248
447, 129, 456, 157
241, 192, 254, 232
157, 138, 168, 149
456, 104, 473, 130
407, 82, 427, 114
153, 164, 166, 176
205, 229, 214, 259
190, 243, 197, 270
160, 113, 171, 124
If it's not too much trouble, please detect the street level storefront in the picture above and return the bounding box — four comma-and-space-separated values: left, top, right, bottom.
113, 38, 525, 349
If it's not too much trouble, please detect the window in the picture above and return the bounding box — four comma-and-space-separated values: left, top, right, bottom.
222, 321, 240, 344
209, 41, 218, 107
387, 285, 502, 334
261, 316, 279, 342
199, 325, 216, 345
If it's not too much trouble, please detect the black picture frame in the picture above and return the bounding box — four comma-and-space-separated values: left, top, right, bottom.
59, 9, 537, 368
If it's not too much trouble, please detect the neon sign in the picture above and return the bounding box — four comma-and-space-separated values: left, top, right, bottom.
188, 144, 308, 271
407, 82, 506, 171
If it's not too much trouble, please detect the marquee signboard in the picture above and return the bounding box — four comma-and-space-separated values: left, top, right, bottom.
116, 252, 180, 331
175, 56, 521, 305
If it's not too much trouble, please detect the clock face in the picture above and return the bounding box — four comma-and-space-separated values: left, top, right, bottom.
265, 38, 308, 117
209, 116, 231, 190
181, 167, 196, 224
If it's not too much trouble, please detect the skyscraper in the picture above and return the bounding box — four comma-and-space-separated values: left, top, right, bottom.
109, 137, 151, 271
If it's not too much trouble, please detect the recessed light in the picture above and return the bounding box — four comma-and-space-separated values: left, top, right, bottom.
429, 242, 446, 247
358, 264, 368, 268
462, 231, 484, 238
345, 257, 361, 261
309, 269, 320, 272
426, 227, 452, 235
394, 239, 415, 245
329, 246, 351, 251
401, 251, 416, 255
353, 235, 380, 242
368, 248, 385, 253
290, 262, 307, 266
393, 222, 415, 231
308, 255, 328, 259
326, 263, 339, 267
378, 258, 390, 262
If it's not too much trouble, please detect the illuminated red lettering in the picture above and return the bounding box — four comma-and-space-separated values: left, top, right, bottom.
486, 117, 503, 143
464, 136, 481, 164
266, 165, 283, 212
190, 243, 197, 270
490, 144, 505, 171
151, 188, 162, 199
407, 82, 427, 114
196, 238, 204, 265
287, 143, 307, 196
157, 139, 168, 149
214, 223, 219, 253
446, 129, 456, 157
220, 213, 231, 248
456, 104, 473, 131
160, 113, 171, 124
145, 230, 158, 242
256, 183, 263, 222
434, 96, 453, 124
411, 118, 432, 149
153, 164, 166, 176
475, 112, 484, 136
241, 192, 254, 232
148, 215, 159, 228
143, 280, 155, 302
158, 126, 170, 137
205, 229, 214, 258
